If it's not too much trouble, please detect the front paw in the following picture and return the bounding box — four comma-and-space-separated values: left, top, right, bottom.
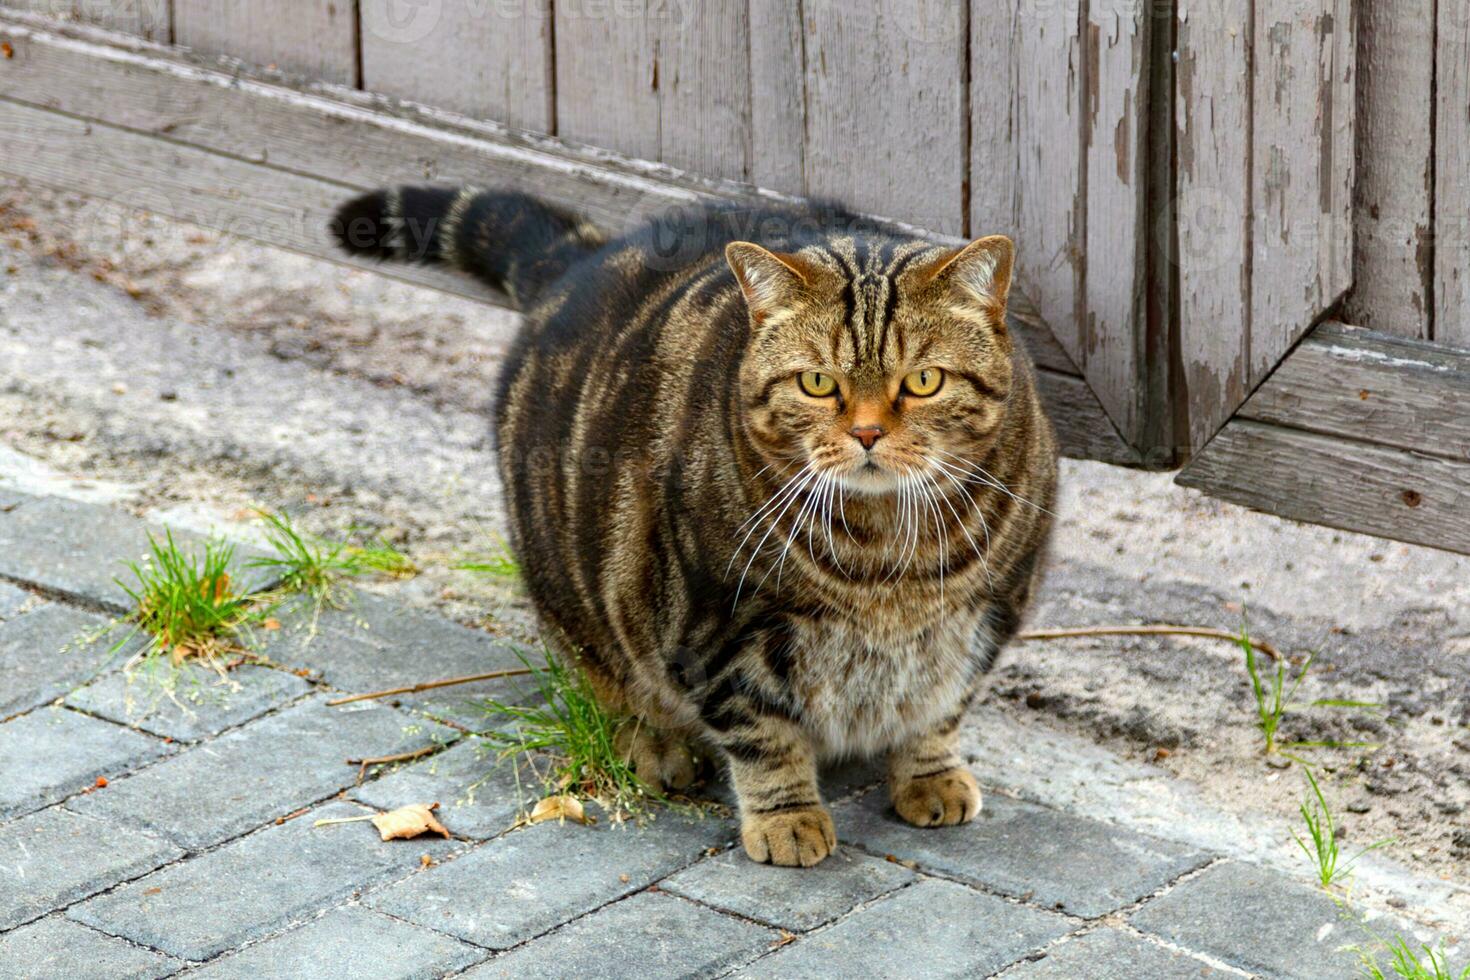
740, 805, 836, 867
891, 767, 981, 827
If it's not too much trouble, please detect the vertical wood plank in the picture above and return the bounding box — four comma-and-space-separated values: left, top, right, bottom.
1250, 0, 1354, 384
1175, 0, 1251, 451
360, 0, 553, 133
1341, 0, 1433, 338
801, 0, 966, 235
553, 0, 659, 163
1, 0, 168, 39
1081, 0, 1148, 442
747, 0, 805, 195
1014, 2, 1084, 375
173, 0, 356, 85
653, 0, 750, 182
1436, 2, 1470, 347
968, 0, 1016, 237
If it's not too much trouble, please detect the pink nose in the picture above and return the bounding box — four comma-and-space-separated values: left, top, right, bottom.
850, 425, 883, 450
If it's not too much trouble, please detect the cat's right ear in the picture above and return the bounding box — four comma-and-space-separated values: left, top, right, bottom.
725, 242, 814, 326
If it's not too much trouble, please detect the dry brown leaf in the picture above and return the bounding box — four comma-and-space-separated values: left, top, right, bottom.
370, 803, 449, 841
530, 795, 591, 825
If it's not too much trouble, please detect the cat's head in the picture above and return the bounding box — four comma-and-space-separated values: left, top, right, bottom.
727, 236, 1015, 495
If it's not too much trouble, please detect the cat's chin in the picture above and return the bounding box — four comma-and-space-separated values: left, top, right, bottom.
833, 463, 915, 496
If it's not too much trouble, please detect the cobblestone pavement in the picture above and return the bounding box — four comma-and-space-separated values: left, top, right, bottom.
0, 488, 1458, 979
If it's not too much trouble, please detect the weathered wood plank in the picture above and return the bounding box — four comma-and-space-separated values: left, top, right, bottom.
173, 0, 356, 85
1014, 1, 1084, 404
1435, 2, 1470, 348
652, 0, 750, 182
1174, 0, 1251, 452
360, 0, 554, 133
1241, 322, 1470, 462
0, 84, 1135, 470
1250, 0, 1355, 383
746, 0, 805, 195
0, 0, 167, 38
1341, 0, 1433, 338
553, 0, 659, 161
967, 0, 1015, 238
1081, 0, 1149, 445
801, 0, 966, 235
1178, 421, 1470, 556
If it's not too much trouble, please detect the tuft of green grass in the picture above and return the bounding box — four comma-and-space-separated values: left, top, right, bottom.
1294, 767, 1394, 891
1357, 935, 1470, 980
1239, 623, 1379, 757
453, 532, 520, 580
249, 508, 415, 604
115, 531, 259, 667
478, 647, 659, 820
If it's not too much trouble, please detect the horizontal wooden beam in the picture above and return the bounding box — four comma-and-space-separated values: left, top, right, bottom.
1178, 322, 1470, 555
0, 12, 1142, 467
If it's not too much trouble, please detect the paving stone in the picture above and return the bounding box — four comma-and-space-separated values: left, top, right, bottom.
1130, 861, 1365, 980
464, 890, 774, 979
68, 800, 459, 962
185, 906, 486, 980
0, 580, 32, 619
743, 878, 1072, 978
0, 494, 272, 610
0, 707, 169, 820
368, 811, 734, 949
1000, 928, 1211, 978
0, 602, 124, 719
68, 696, 454, 850
833, 788, 1210, 918
352, 736, 528, 839
0, 807, 183, 931
0, 915, 181, 980
67, 662, 312, 742
259, 590, 527, 728
662, 845, 915, 932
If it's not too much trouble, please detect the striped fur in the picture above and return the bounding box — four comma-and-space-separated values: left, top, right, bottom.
334, 190, 1058, 866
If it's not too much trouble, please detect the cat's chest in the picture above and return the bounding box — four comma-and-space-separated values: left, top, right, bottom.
785, 610, 985, 758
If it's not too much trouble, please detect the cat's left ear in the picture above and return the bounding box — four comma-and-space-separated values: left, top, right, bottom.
923, 236, 1014, 309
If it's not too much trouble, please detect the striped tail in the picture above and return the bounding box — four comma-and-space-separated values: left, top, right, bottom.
330, 186, 605, 308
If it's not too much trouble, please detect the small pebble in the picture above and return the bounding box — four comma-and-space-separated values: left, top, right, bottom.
111, 382, 127, 395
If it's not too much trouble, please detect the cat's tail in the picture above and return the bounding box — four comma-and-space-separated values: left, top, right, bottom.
329, 186, 606, 308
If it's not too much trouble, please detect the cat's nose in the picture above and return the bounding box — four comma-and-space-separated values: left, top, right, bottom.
849, 425, 884, 450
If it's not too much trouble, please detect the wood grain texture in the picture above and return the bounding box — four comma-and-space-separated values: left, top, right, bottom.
1174, 0, 1251, 452
552, 0, 660, 163
1013, 1, 1084, 411
1177, 420, 1470, 556
174, 0, 357, 84
1250, 0, 1355, 383
1081, 0, 1149, 444
653, 0, 750, 180
360, 0, 554, 133
0, 0, 168, 38
801, 0, 966, 235
1341, 0, 1434, 338
967, 0, 1015, 238
1241, 322, 1470, 462
1435, 1, 1470, 348
746, 0, 804, 195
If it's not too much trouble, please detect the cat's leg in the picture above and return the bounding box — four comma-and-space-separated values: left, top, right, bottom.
614, 722, 699, 792
720, 716, 834, 866
887, 708, 981, 828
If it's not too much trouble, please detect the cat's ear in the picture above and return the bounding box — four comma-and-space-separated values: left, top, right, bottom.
923, 236, 1014, 309
725, 242, 817, 325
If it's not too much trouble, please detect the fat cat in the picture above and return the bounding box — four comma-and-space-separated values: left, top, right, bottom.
333, 189, 1058, 866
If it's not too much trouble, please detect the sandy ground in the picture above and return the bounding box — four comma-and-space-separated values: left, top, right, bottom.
2, 180, 1467, 930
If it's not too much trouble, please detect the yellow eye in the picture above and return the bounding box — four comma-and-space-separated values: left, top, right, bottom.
798, 371, 837, 397
903, 368, 944, 397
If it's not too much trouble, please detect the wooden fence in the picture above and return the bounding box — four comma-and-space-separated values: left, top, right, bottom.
1, 0, 1467, 553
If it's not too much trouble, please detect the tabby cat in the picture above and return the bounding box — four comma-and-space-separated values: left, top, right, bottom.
333, 188, 1058, 867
